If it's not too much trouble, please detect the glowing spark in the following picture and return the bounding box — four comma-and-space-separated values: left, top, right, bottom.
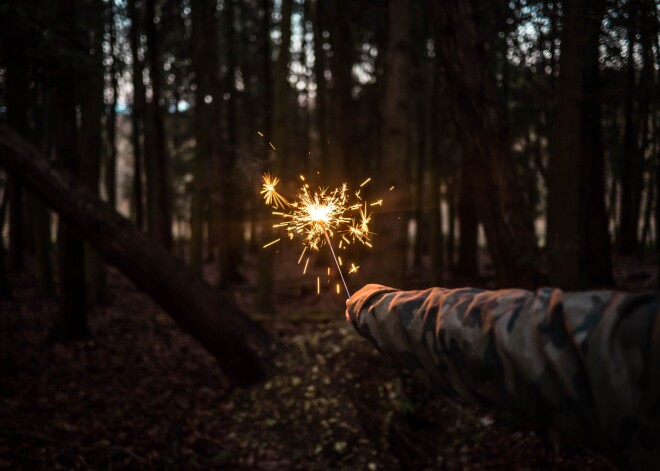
389, 186, 395, 191
263, 238, 280, 248
261, 174, 290, 209
359, 177, 371, 187
336, 283, 340, 294
349, 263, 360, 274
261, 173, 382, 298
317, 276, 320, 295
269, 142, 276, 151
258, 131, 264, 137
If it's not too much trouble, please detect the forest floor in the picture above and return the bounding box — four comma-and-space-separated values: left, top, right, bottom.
1, 250, 656, 470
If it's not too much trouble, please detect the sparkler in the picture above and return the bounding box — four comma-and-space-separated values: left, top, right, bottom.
260, 173, 378, 298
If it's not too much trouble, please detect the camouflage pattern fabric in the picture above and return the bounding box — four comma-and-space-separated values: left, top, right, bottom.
346, 284, 660, 468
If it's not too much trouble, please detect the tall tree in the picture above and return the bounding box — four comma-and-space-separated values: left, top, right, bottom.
144, 0, 173, 249
190, 0, 218, 274
105, 0, 118, 211
456, 160, 478, 278
428, 48, 445, 286
617, 0, 644, 254
256, 0, 276, 313
52, 0, 88, 339
547, 0, 611, 288
2, 8, 30, 274
80, 0, 108, 304
0, 186, 11, 298
377, 0, 411, 286
309, 0, 329, 168
327, 1, 352, 181
217, 0, 244, 286
433, 1, 540, 287
273, 0, 293, 173
128, 0, 145, 230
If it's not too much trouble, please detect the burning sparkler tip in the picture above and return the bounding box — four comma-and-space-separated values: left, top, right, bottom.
260, 173, 380, 298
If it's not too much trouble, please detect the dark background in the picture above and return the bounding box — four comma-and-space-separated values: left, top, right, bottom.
0, 0, 658, 468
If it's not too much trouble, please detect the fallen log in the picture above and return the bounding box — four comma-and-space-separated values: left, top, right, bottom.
0, 124, 270, 386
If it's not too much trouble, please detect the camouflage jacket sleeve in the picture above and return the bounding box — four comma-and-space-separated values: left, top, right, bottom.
346, 283, 660, 468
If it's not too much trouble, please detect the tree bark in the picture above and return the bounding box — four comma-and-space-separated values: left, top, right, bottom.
273, 0, 293, 173
0, 189, 12, 298
309, 0, 329, 170
144, 0, 173, 249
377, 0, 411, 287
3, 15, 30, 274
428, 50, 444, 286
105, 0, 118, 211
190, 0, 217, 274
256, 0, 275, 313
327, 0, 352, 182
547, 0, 611, 288
433, 1, 540, 287
217, 0, 244, 287
128, 0, 145, 230
0, 125, 270, 386
52, 0, 87, 340
456, 160, 478, 278
80, 0, 108, 305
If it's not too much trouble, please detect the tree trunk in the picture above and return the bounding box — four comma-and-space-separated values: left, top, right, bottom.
217, 0, 244, 287
433, 1, 540, 287
412, 10, 429, 272
128, 0, 145, 230
80, 0, 108, 305
53, 0, 87, 340
256, 0, 275, 314
456, 160, 478, 278
273, 0, 293, 172
327, 0, 352, 182
547, 0, 611, 288
637, 1, 656, 249
446, 176, 456, 271
31, 75, 55, 298
582, 0, 613, 286
26, 192, 54, 297
309, 0, 329, 170
190, 0, 217, 274
617, 4, 642, 254
145, 0, 173, 249
0, 189, 12, 298
4, 17, 30, 274
377, 0, 411, 287
428, 50, 444, 286
105, 0, 118, 211
0, 125, 270, 386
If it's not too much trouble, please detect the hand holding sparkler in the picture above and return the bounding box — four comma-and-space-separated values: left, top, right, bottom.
260, 174, 378, 298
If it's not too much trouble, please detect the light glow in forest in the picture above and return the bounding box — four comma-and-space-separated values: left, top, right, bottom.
260, 173, 379, 297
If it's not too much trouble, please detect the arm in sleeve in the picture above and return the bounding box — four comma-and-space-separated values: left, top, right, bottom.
346, 283, 660, 468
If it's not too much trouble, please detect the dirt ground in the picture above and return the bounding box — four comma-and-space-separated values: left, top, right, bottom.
2, 251, 655, 470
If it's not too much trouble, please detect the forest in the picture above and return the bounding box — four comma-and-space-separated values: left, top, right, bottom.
1, 0, 659, 469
